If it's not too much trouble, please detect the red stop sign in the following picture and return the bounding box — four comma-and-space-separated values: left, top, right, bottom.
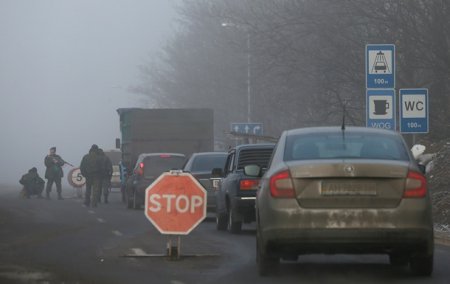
145, 172, 207, 235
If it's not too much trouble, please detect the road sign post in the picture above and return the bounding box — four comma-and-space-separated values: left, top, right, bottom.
67, 167, 86, 198
145, 171, 207, 235
366, 89, 396, 131
400, 89, 429, 133
144, 170, 207, 259
366, 44, 395, 89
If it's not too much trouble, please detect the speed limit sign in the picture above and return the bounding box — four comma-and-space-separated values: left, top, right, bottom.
68, 167, 86, 188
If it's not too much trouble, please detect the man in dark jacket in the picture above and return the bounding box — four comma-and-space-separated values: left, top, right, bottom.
44, 147, 65, 200
98, 149, 113, 204
19, 167, 45, 198
80, 144, 102, 207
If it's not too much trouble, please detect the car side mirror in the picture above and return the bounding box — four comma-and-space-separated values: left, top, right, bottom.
211, 168, 224, 177
244, 165, 262, 177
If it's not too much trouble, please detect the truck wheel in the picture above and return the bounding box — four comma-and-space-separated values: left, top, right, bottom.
227, 208, 242, 234
216, 212, 228, 231
257, 230, 279, 276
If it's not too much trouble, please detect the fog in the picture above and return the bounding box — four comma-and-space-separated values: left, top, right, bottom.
0, 1, 176, 186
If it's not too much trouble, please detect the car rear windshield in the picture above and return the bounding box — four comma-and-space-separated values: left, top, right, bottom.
237, 148, 274, 169
284, 132, 410, 161
191, 155, 227, 172
143, 156, 185, 178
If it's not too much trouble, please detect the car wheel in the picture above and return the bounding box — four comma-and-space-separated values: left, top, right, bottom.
227, 208, 242, 234
410, 252, 433, 276
389, 253, 409, 266
256, 230, 279, 276
216, 212, 228, 231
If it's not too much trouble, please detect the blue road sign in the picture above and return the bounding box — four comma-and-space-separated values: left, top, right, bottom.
366, 89, 396, 131
230, 123, 263, 135
366, 44, 395, 89
400, 89, 428, 133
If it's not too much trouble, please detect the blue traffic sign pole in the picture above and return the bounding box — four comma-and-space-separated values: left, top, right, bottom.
366, 44, 395, 89
400, 89, 428, 133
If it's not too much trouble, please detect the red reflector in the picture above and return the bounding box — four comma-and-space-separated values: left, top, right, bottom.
404, 171, 427, 198
240, 179, 259, 190
160, 154, 171, 158
270, 170, 295, 198
136, 162, 144, 176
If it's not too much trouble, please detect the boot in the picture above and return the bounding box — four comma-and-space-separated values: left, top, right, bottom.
104, 196, 108, 204
46, 192, 51, 200
57, 193, 64, 200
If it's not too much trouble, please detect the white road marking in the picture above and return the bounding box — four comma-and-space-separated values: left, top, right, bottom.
131, 248, 147, 256
97, 218, 105, 223
112, 230, 123, 236
88, 210, 95, 214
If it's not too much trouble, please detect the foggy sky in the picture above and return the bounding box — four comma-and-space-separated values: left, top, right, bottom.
0, 0, 176, 186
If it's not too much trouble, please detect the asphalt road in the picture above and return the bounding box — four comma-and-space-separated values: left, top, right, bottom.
1, 184, 450, 284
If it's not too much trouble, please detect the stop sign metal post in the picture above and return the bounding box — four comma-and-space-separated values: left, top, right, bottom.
144, 170, 207, 259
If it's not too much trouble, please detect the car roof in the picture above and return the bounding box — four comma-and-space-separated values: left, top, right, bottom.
284, 126, 400, 137
137, 153, 185, 159
231, 143, 275, 152
190, 152, 227, 157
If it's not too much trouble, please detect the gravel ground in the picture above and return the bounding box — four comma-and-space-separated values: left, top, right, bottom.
419, 140, 450, 239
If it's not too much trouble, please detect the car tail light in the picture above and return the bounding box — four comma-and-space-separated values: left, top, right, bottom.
136, 162, 144, 176
160, 154, 171, 158
240, 179, 259, 190
403, 171, 427, 198
270, 170, 295, 198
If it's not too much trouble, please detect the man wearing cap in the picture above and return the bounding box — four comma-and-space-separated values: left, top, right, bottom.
44, 147, 66, 200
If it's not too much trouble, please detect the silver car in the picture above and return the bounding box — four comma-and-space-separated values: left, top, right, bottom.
251, 127, 433, 276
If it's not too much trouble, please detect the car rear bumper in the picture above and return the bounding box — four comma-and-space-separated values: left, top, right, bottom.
207, 190, 216, 212
258, 198, 434, 255
262, 228, 434, 256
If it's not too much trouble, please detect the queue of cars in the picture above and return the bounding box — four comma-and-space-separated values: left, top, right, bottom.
121, 126, 433, 277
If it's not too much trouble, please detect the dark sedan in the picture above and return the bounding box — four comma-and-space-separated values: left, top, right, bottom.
183, 152, 228, 212
126, 153, 186, 209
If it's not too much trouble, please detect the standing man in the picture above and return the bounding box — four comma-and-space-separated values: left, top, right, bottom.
98, 148, 113, 204
80, 144, 101, 207
44, 147, 65, 200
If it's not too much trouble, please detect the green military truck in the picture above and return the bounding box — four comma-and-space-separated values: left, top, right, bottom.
116, 108, 214, 205
116, 108, 214, 171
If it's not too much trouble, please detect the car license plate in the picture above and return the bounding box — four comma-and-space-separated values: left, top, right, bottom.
321, 182, 377, 196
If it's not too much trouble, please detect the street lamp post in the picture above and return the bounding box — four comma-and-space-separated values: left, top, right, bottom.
222, 22, 251, 123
